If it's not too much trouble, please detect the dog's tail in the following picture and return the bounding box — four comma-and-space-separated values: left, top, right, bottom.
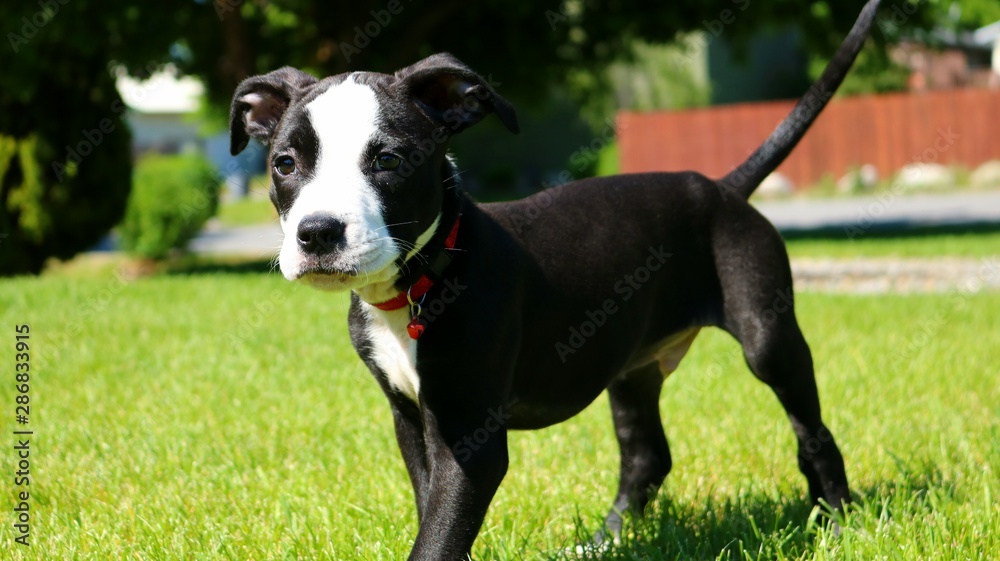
716, 0, 881, 199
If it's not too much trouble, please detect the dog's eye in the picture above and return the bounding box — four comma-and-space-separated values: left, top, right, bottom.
373, 153, 402, 171
274, 156, 296, 176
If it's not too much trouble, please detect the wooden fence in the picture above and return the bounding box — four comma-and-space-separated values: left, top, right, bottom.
617, 88, 1000, 188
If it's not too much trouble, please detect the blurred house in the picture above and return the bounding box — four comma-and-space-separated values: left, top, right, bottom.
708, 27, 811, 105
116, 67, 204, 155
895, 21, 1000, 90
115, 67, 265, 197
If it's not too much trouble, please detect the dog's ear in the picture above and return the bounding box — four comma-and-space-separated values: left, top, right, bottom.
229, 66, 318, 155
395, 53, 519, 135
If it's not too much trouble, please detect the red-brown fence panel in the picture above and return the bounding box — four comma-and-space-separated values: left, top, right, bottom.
617, 89, 1000, 188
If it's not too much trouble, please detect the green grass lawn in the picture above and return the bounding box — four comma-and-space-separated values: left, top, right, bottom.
215, 197, 278, 228
1, 269, 997, 560
785, 231, 1000, 259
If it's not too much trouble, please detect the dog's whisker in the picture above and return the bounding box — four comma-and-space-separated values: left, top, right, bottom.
378, 220, 420, 231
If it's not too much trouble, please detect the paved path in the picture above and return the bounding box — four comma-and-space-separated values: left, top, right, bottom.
187, 192, 1000, 294
188, 223, 283, 257
192, 191, 1000, 256
792, 257, 1000, 294
753, 191, 1000, 234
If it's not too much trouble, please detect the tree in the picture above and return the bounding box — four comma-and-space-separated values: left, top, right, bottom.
2, 0, 983, 274
0, 1, 199, 274
187, 1, 891, 109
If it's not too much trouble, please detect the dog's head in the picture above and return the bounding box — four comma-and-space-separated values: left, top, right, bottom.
229, 53, 518, 296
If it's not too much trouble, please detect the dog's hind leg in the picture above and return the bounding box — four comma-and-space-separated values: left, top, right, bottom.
600, 362, 672, 539
716, 225, 851, 511
733, 314, 850, 510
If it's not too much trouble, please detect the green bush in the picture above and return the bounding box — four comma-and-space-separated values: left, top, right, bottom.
119, 154, 220, 260
570, 140, 620, 181
1, 73, 133, 276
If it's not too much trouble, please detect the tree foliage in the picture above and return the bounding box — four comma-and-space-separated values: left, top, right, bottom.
0, 1, 192, 274
186, 0, 893, 109
189, 0, 996, 108
1, 0, 992, 274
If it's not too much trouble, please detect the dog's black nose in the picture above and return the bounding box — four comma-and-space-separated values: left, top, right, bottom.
296, 214, 347, 255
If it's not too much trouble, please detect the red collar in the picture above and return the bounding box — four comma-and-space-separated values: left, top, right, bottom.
373, 218, 460, 312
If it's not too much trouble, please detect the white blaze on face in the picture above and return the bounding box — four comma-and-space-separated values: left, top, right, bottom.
278, 76, 396, 284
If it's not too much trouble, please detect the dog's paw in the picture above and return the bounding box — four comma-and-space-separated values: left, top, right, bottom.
563, 533, 620, 559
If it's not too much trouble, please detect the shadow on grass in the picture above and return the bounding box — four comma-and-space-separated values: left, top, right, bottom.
546, 467, 945, 561
780, 221, 1000, 241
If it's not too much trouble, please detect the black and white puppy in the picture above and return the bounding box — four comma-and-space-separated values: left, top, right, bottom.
229, 2, 879, 558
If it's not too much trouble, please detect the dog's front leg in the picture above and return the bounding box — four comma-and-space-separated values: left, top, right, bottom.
392, 398, 432, 521
406, 402, 509, 561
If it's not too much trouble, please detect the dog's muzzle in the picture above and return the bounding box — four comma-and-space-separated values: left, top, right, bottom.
296, 213, 348, 257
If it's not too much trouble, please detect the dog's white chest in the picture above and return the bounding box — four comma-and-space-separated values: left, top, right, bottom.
362, 305, 420, 402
